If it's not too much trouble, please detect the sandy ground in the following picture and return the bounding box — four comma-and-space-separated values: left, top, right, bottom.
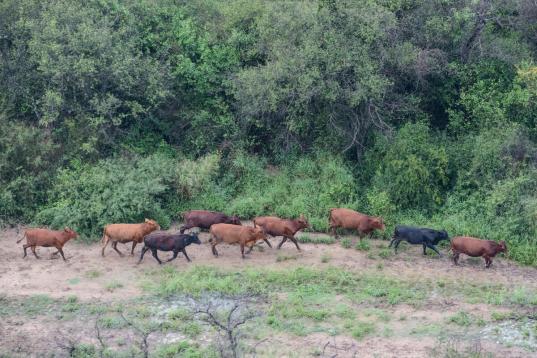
1, 223, 536, 357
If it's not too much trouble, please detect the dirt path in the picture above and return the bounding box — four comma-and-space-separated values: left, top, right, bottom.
1, 223, 536, 301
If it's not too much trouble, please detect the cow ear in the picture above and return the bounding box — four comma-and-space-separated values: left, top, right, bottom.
64, 227, 69, 232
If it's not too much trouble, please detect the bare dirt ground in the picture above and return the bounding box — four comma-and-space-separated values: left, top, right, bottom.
1, 223, 536, 357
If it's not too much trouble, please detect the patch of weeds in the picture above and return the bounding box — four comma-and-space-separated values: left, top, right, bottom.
341, 238, 352, 249
367, 252, 376, 260
22, 294, 54, 315
71, 343, 97, 358
154, 341, 218, 358
168, 308, 190, 321
448, 311, 474, 327
320, 253, 331, 263
491, 311, 511, 321
378, 248, 392, 259
399, 315, 407, 321
334, 304, 355, 319
62, 296, 80, 313
298, 235, 335, 245
99, 315, 128, 329
410, 323, 442, 336
105, 281, 124, 292
67, 277, 81, 285
382, 327, 394, 337
350, 321, 375, 340
276, 253, 298, 262
376, 263, 384, 270
181, 321, 202, 338
364, 308, 391, 322
354, 240, 370, 251
85, 270, 101, 279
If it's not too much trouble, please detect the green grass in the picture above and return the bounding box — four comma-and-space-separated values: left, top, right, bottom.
447, 311, 474, 327
298, 235, 336, 245
105, 281, 124, 292
321, 253, 331, 263
350, 321, 376, 339
340, 238, 352, 249
276, 253, 299, 262
85, 270, 102, 279
354, 240, 371, 251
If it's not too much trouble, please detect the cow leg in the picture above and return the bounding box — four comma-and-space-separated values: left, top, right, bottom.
246, 244, 254, 254
277, 237, 287, 249
211, 243, 219, 257
240, 243, 245, 259
181, 249, 191, 262
484, 256, 492, 268
393, 239, 403, 253
138, 246, 149, 264
22, 244, 29, 258
57, 247, 67, 261
151, 248, 162, 264
290, 236, 301, 251
112, 241, 124, 257
422, 244, 427, 255
452, 251, 460, 265
389, 237, 396, 247
101, 236, 110, 257
263, 238, 273, 248
167, 250, 179, 262
330, 226, 338, 239
130, 241, 137, 256
31, 246, 40, 259
426, 244, 442, 257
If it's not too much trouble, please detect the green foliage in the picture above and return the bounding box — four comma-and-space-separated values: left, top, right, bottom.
154, 341, 217, 358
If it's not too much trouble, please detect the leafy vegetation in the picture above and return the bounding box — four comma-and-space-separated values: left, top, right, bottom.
1, 0, 536, 265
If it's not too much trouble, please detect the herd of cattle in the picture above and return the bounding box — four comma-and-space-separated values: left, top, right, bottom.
16, 208, 507, 268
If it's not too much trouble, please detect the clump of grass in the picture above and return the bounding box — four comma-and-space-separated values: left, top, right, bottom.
154, 341, 218, 358
341, 238, 352, 249
491, 311, 511, 321
85, 270, 101, 279
355, 240, 370, 251
99, 316, 128, 329
67, 277, 81, 285
378, 248, 392, 259
276, 253, 298, 262
376, 263, 384, 270
321, 253, 331, 263
350, 321, 375, 339
105, 281, 124, 292
298, 235, 336, 245
448, 311, 473, 326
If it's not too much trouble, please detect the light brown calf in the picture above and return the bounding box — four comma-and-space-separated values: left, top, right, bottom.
101, 219, 160, 257
209, 223, 266, 258
17, 227, 78, 261
253, 214, 309, 251
451, 236, 507, 268
328, 208, 385, 240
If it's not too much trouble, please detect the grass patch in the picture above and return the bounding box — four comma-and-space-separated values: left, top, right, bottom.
276, 253, 299, 262
154, 341, 217, 358
354, 240, 370, 251
67, 277, 81, 285
350, 321, 376, 339
105, 281, 124, 292
298, 235, 336, 245
321, 253, 331, 263
341, 238, 352, 249
447, 311, 474, 327
85, 270, 101, 279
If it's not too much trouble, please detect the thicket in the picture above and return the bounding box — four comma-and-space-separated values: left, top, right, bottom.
1, 0, 536, 265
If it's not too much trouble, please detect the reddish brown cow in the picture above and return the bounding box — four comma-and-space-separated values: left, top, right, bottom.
451, 236, 507, 268
180, 210, 241, 233
101, 219, 160, 257
328, 208, 385, 240
209, 223, 267, 258
253, 214, 309, 251
17, 227, 78, 261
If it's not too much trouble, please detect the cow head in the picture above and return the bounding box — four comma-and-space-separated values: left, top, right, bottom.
144, 218, 161, 231
440, 230, 449, 241
228, 215, 242, 226
252, 227, 267, 243
373, 217, 386, 231
497, 240, 507, 253
189, 233, 202, 245
64, 227, 78, 239
297, 214, 310, 230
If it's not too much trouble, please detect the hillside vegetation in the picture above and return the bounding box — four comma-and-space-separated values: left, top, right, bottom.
1, 0, 536, 265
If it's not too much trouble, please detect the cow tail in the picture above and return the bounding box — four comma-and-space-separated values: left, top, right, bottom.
16, 233, 26, 244
100, 228, 107, 245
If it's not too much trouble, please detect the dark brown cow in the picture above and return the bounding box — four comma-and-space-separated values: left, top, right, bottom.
451, 236, 507, 268
253, 214, 309, 251
17, 227, 78, 261
180, 210, 241, 233
328, 208, 385, 240
209, 224, 266, 258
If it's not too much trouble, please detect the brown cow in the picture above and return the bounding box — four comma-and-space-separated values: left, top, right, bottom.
451, 236, 507, 268
209, 223, 266, 258
17, 227, 78, 261
253, 214, 309, 251
101, 219, 160, 257
328, 208, 385, 240
180, 210, 241, 233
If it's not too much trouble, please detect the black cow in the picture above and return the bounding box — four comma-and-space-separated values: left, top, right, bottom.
389, 225, 449, 256
138, 231, 201, 264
